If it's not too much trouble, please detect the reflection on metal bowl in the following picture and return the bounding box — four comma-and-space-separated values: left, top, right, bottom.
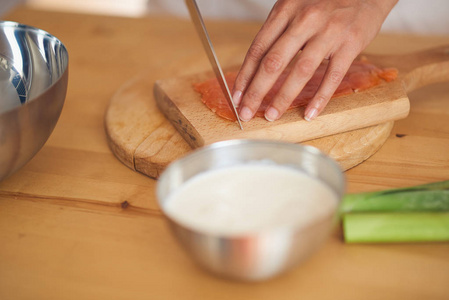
0, 21, 68, 181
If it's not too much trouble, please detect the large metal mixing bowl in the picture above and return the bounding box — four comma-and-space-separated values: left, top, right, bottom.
0, 21, 68, 181
157, 140, 345, 281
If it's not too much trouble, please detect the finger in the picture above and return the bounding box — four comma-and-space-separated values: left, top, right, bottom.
263, 38, 329, 121
237, 27, 313, 121
232, 5, 289, 106
304, 50, 357, 121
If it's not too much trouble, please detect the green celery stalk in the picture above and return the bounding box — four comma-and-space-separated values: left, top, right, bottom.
340, 180, 449, 214
343, 212, 449, 243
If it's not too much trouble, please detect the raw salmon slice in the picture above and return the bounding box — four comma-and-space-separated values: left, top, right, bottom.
193, 60, 398, 121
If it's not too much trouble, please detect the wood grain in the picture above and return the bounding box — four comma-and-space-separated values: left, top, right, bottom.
1, 7, 449, 300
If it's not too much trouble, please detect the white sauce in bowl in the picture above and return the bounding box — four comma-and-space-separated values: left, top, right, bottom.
164, 163, 339, 236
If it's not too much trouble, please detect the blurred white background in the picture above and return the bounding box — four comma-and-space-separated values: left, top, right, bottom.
1, 0, 149, 17
1, 0, 449, 35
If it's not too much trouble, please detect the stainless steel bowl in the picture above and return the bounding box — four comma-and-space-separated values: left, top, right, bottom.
0, 21, 68, 181
157, 140, 345, 281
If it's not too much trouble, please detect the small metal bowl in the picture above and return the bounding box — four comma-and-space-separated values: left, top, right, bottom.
157, 140, 345, 281
0, 21, 68, 181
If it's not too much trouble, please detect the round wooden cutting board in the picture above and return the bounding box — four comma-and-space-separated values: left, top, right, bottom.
105, 46, 394, 179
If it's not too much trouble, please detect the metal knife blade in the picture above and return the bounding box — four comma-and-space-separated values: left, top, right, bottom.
185, 0, 243, 130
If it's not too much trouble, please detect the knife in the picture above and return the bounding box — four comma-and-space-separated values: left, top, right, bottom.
185, 0, 244, 130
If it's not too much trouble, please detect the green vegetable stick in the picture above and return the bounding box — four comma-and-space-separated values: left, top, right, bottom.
340, 180, 449, 214
343, 212, 449, 243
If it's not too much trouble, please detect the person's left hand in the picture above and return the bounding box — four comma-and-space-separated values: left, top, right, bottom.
232, 0, 398, 122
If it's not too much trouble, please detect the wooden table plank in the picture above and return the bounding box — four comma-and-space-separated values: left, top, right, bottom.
346, 81, 449, 192
1, 196, 449, 300
1, 6, 448, 300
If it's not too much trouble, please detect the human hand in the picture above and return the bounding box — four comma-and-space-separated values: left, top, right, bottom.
232, 0, 398, 122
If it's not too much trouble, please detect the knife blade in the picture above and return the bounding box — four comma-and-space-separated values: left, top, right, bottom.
185, 0, 243, 130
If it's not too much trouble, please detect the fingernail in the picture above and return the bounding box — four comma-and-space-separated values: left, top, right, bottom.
239, 106, 253, 122
305, 108, 318, 121
232, 90, 242, 106
264, 107, 279, 122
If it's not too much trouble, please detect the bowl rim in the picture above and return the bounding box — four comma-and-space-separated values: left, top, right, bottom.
0, 20, 66, 43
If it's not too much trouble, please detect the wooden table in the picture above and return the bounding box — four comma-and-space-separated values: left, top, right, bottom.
1, 6, 449, 300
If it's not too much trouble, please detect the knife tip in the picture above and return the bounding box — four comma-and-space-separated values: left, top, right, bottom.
237, 119, 244, 130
